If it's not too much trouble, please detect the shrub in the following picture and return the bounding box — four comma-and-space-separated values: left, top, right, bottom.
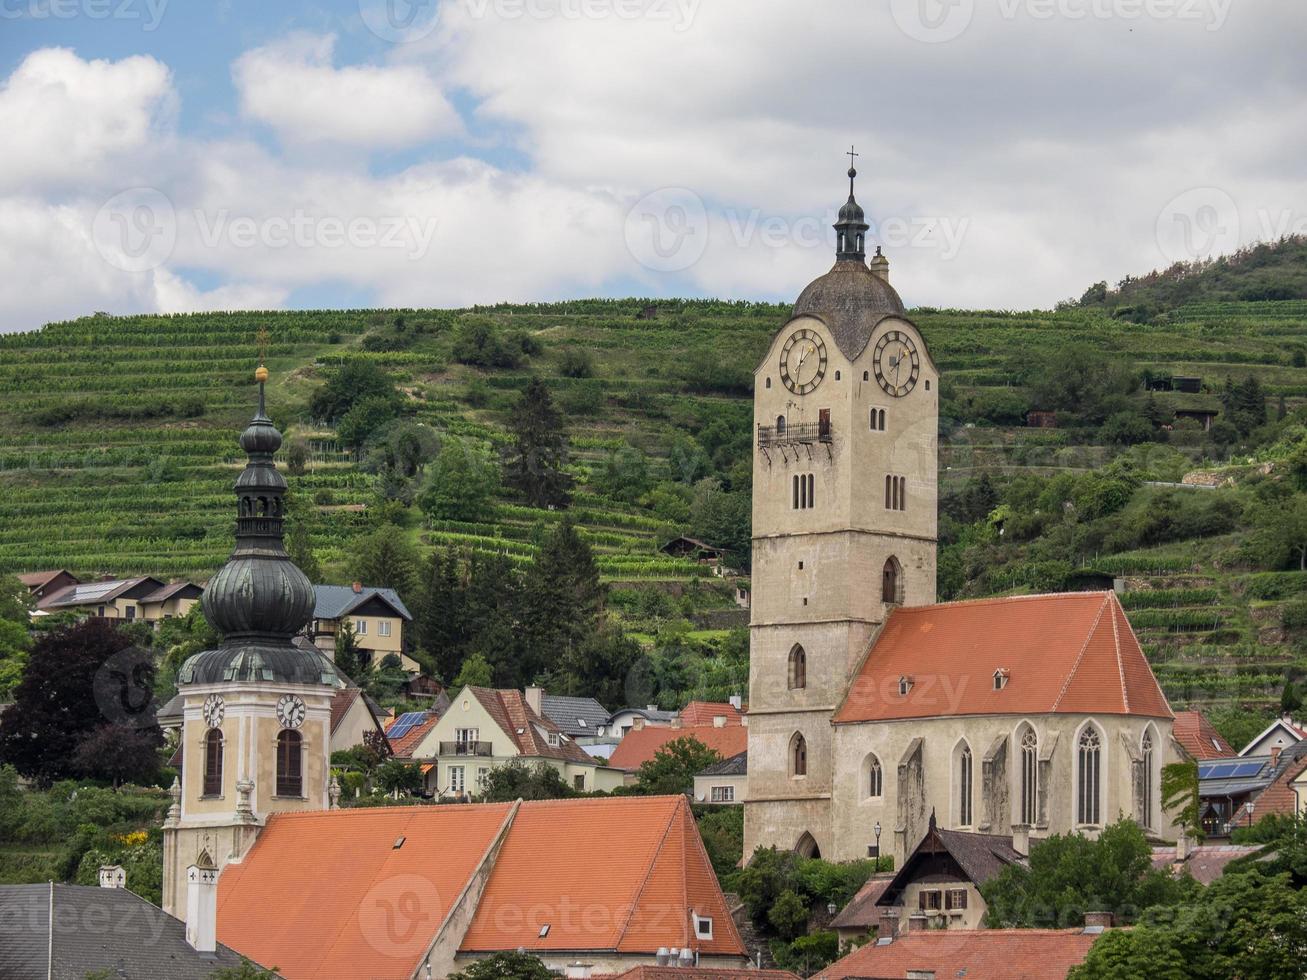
557, 348, 595, 378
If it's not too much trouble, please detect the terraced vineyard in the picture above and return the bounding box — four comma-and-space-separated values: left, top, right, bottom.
2, 296, 1306, 715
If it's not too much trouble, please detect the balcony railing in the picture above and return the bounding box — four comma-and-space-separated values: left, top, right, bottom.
757, 422, 831, 449
440, 740, 493, 756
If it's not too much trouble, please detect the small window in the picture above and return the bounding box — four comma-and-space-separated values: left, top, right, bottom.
574, 774, 585, 791
884, 475, 906, 511
791, 733, 808, 777
925, 379, 931, 390
450, 766, 465, 792
919, 889, 942, 911
766, 377, 772, 389
863, 371, 869, 381
946, 888, 968, 911
994, 669, 1009, 691
276, 730, 303, 797
834, 370, 841, 381
355, 619, 367, 635
867, 755, 883, 797
710, 785, 735, 803
203, 728, 223, 797
899, 676, 913, 696
378, 620, 391, 637
695, 914, 714, 939
547, 731, 560, 747
798, 561, 804, 570
788, 645, 807, 690
478, 767, 489, 786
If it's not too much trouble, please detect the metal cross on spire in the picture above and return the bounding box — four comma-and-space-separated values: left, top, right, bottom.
846, 145, 859, 197
847, 145, 859, 169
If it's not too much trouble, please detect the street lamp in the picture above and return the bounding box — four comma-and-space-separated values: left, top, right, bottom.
868, 822, 883, 863
827, 901, 837, 917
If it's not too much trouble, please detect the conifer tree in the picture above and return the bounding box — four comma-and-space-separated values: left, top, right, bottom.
521, 519, 603, 680
504, 377, 573, 508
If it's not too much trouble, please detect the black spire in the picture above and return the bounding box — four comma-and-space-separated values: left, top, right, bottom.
834, 151, 869, 263
180, 360, 332, 687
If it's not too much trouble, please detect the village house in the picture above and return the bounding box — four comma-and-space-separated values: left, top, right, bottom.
1172, 709, 1235, 759
32, 574, 203, 623
1237, 715, 1305, 756
694, 751, 748, 805
527, 686, 611, 744
401, 686, 626, 796
609, 719, 749, 781
1198, 740, 1307, 835
605, 705, 678, 737
308, 581, 418, 673
328, 686, 389, 755
16, 569, 78, 603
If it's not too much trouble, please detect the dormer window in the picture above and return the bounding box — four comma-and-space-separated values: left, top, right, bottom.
694, 914, 713, 939
547, 731, 560, 747
994, 669, 1009, 691
898, 676, 913, 696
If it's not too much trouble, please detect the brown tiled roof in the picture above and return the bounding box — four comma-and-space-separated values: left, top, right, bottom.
679, 701, 745, 726
606, 969, 799, 980
836, 592, 1172, 723
1252, 751, 1307, 819
466, 687, 595, 764
329, 687, 382, 737
608, 725, 749, 772
216, 796, 745, 979
1173, 710, 1234, 759
1150, 844, 1261, 885
829, 873, 894, 930
815, 928, 1101, 980
17, 570, 72, 590
387, 711, 440, 758
139, 581, 200, 604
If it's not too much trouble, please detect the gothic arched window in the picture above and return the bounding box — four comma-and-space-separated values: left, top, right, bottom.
776, 415, 787, 435
203, 728, 223, 797
958, 742, 973, 827
277, 730, 303, 797
1141, 728, 1155, 830
882, 556, 903, 604
1019, 726, 1038, 826
791, 733, 808, 777
1078, 725, 1102, 825
788, 645, 807, 690
866, 754, 883, 798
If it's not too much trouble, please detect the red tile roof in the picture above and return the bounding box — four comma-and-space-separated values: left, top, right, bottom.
1173, 710, 1234, 760
816, 928, 1101, 980
1251, 752, 1307, 819
835, 592, 1172, 724
216, 796, 744, 980
330, 687, 361, 735
387, 711, 441, 758
465, 687, 596, 764
1151, 844, 1261, 885
460, 796, 744, 957
679, 701, 745, 726
606, 969, 799, 980
829, 873, 894, 930
608, 725, 749, 772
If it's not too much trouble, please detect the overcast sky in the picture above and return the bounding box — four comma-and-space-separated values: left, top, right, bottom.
0, 0, 1303, 332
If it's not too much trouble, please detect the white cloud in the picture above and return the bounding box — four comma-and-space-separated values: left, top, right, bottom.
0, 48, 175, 193
232, 33, 460, 148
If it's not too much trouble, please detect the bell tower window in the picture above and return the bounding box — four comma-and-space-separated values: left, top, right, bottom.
788, 645, 807, 690
203, 728, 223, 797
277, 730, 303, 797
790, 733, 808, 777
792, 473, 815, 510
882, 556, 903, 604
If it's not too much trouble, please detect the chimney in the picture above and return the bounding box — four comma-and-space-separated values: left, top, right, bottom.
525, 686, 543, 715
185, 862, 219, 953
713, 715, 727, 728
1012, 823, 1030, 857
877, 907, 899, 944
870, 246, 890, 283
1176, 829, 1190, 862
907, 912, 929, 932
1083, 911, 1114, 932
655, 948, 672, 967
671, 716, 683, 730
633, 716, 646, 731
351, 581, 362, 593
729, 694, 742, 710
679, 948, 695, 967
98, 865, 125, 889
1271, 745, 1282, 768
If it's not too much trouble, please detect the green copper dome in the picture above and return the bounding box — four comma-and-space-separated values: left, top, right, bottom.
180, 370, 336, 688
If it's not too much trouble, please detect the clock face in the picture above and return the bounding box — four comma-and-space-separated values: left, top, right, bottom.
873, 330, 920, 397
779, 328, 827, 395
202, 694, 224, 728
276, 694, 306, 730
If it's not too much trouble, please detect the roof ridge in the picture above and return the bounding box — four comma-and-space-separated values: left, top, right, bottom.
614, 797, 681, 949
898, 589, 1110, 613
1051, 593, 1110, 713
1110, 593, 1129, 713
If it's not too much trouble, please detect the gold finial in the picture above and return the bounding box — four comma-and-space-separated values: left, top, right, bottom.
255, 327, 270, 382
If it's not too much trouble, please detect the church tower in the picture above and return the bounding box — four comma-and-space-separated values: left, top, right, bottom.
162, 362, 338, 921
743, 164, 939, 860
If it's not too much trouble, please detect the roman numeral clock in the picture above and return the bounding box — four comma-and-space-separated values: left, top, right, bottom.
873, 330, 920, 397
780, 327, 827, 394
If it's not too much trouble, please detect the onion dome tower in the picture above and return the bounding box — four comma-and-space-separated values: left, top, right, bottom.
179, 365, 334, 685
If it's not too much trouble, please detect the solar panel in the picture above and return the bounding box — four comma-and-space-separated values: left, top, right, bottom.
1233, 761, 1264, 778
1199, 760, 1264, 780
386, 711, 426, 739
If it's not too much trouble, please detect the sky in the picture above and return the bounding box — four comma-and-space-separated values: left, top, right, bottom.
0, 0, 1304, 332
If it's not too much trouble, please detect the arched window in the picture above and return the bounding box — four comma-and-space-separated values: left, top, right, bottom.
882, 556, 903, 604
795, 832, 821, 859
1078, 726, 1102, 825
1019, 726, 1038, 826
1141, 728, 1155, 830
277, 730, 303, 797
958, 743, 973, 827
776, 415, 787, 435
788, 645, 807, 690
203, 728, 223, 797
791, 733, 808, 777
866, 754, 883, 797
870, 408, 887, 431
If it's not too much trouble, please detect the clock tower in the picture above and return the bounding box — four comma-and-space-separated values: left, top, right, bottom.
162, 363, 338, 921
743, 165, 938, 859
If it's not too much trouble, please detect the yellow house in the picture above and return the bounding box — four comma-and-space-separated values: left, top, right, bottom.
308, 583, 419, 673
407, 686, 626, 796
36, 575, 200, 624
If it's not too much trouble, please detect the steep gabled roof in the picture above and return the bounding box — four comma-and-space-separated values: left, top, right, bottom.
459, 796, 744, 958
816, 928, 1101, 980
829, 873, 894, 931
539, 693, 611, 737
835, 592, 1172, 724
679, 701, 745, 726
37, 576, 165, 610
215, 797, 745, 980
465, 687, 595, 764
1237, 717, 1306, 756
878, 818, 1024, 909
609, 725, 748, 772
16, 570, 74, 591
0, 883, 254, 979
312, 583, 413, 621
139, 580, 202, 604
386, 710, 441, 758
1173, 710, 1235, 759
699, 751, 747, 777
